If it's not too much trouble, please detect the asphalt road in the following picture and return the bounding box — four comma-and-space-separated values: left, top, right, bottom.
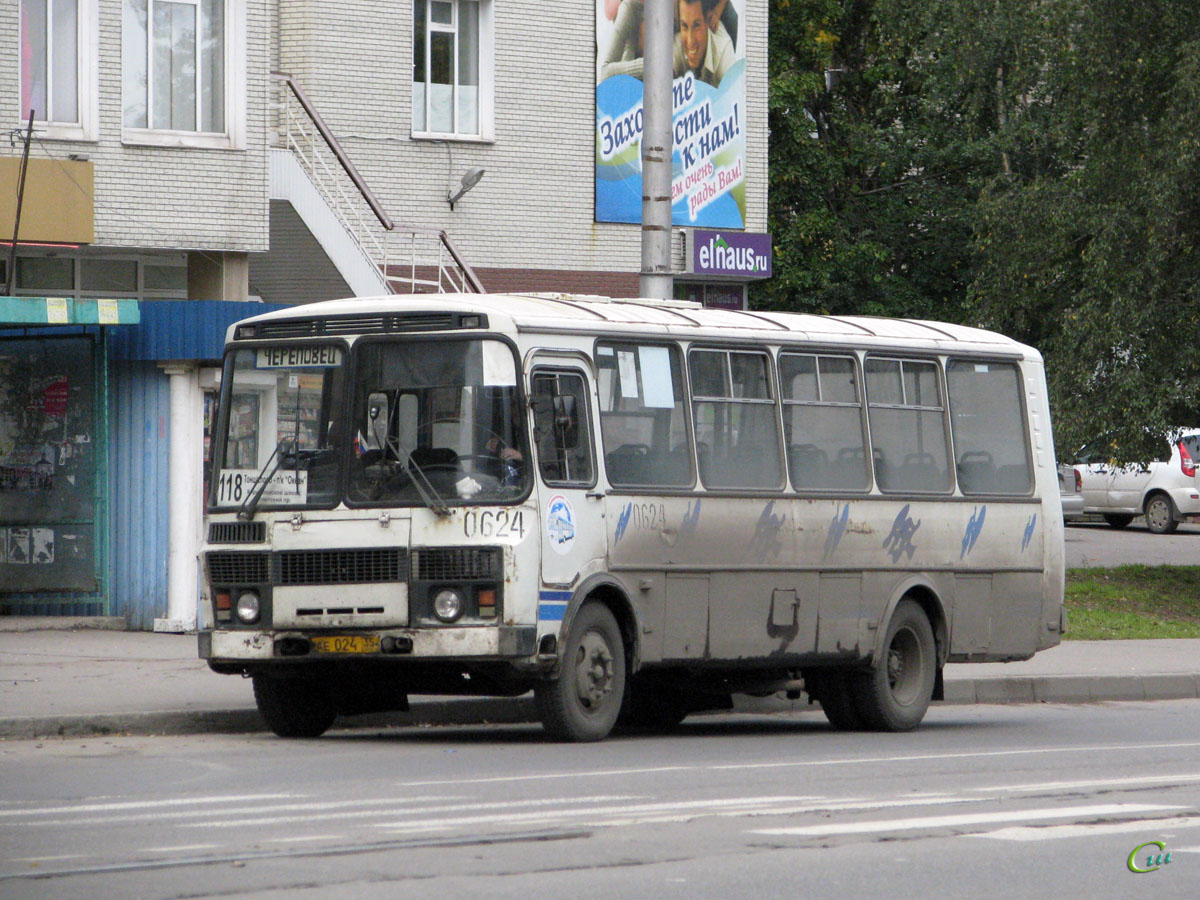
2, 701, 1199, 899
1065, 519, 1200, 567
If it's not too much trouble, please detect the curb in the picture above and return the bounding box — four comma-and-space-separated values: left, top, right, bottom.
0, 697, 540, 741
3, 676, 1198, 740
0, 617, 128, 633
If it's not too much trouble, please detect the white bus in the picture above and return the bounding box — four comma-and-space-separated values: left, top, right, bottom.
200, 293, 1065, 741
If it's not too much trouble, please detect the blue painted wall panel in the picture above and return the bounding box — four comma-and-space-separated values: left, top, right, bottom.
109, 363, 171, 630
108, 300, 289, 362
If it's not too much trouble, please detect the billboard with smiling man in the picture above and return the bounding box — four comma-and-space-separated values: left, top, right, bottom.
596, 0, 746, 227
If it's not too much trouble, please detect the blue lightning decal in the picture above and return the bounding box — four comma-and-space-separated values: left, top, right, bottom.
614, 502, 633, 544
961, 505, 987, 558
1022, 513, 1037, 552
824, 503, 850, 560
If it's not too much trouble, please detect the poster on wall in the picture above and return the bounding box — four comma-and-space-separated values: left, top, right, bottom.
0, 337, 97, 592
596, 0, 746, 227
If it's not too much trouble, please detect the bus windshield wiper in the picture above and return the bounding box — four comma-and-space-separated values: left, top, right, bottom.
238, 438, 293, 521
405, 453, 451, 518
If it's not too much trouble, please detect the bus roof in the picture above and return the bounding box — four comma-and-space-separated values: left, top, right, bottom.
230, 293, 1039, 359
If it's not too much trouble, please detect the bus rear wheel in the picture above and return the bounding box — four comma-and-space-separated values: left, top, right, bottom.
849, 600, 936, 732
618, 673, 690, 732
252, 673, 337, 738
536, 603, 626, 742
809, 669, 865, 731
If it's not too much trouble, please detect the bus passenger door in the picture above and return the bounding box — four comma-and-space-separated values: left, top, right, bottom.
529, 363, 606, 588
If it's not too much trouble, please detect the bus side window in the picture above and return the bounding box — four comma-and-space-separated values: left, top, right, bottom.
946, 360, 1032, 495
866, 357, 952, 493
780, 353, 868, 492
596, 341, 693, 488
689, 348, 783, 489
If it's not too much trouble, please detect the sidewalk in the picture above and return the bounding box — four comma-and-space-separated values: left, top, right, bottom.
2, 619, 1198, 740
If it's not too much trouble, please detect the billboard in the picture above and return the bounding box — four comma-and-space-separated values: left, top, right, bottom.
596, 0, 746, 227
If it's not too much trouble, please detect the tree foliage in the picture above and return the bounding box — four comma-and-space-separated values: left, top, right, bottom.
758, 0, 1200, 462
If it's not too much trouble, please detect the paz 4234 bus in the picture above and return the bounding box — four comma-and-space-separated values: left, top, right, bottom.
200, 293, 1065, 741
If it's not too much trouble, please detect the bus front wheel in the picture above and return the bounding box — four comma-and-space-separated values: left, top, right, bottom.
536, 603, 626, 742
252, 673, 337, 738
849, 600, 936, 732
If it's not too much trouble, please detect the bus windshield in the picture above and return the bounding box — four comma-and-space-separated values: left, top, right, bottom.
212, 338, 529, 511
346, 338, 528, 506
213, 345, 345, 511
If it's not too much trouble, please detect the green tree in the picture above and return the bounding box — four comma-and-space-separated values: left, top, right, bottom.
968, 2, 1200, 460
761, 0, 1200, 462
758, 0, 996, 320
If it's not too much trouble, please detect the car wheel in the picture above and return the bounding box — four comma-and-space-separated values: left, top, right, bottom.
1103, 513, 1135, 529
1144, 493, 1179, 535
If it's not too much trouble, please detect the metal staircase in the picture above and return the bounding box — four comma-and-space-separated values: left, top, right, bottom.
271, 72, 484, 295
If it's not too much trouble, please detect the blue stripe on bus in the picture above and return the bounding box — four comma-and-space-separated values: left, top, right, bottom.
538, 591, 571, 622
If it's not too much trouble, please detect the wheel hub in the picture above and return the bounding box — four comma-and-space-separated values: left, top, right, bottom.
575, 633, 614, 710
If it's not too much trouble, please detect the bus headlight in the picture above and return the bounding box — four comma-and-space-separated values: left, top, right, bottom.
432, 588, 465, 623
235, 591, 261, 624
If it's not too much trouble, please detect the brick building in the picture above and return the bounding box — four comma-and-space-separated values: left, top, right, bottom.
0, 0, 769, 625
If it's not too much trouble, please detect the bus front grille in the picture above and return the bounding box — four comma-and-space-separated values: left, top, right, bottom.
206, 549, 407, 586
207, 521, 266, 544
206, 551, 270, 584
411, 547, 501, 581
277, 549, 408, 585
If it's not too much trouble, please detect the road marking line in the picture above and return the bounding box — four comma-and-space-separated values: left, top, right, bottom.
0, 794, 297, 819
374, 795, 972, 834
392, 742, 1200, 788
973, 773, 1200, 794
969, 816, 1200, 841
140, 844, 220, 853
184, 795, 645, 829
8, 854, 86, 863
751, 804, 1186, 837
263, 835, 346, 844
21, 795, 454, 827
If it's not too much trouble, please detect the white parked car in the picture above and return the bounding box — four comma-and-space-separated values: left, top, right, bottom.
1058, 463, 1084, 520
1072, 430, 1200, 533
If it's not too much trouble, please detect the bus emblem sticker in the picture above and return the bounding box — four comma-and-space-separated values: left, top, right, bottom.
547, 495, 576, 554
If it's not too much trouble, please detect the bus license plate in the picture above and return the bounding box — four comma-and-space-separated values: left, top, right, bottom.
311, 635, 380, 654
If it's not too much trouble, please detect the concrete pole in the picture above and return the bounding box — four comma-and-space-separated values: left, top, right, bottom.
157, 364, 201, 632
639, 0, 674, 300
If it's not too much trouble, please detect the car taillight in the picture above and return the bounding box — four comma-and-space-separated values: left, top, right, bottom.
1073, 468, 1082, 492
1180, 442, 1196, 477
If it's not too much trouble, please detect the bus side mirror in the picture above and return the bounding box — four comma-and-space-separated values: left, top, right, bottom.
552, 395, 580, 450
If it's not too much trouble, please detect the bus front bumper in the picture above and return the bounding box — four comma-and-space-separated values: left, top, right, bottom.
199, 626, 538, 663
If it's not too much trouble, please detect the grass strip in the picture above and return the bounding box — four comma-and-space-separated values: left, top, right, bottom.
1064, 565, 1200, 640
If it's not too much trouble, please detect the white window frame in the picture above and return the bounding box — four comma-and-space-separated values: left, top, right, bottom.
5, 251, 189, 300
411, 0, 494, 142
17, 0, 99, 141
121, 0, 246, 150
